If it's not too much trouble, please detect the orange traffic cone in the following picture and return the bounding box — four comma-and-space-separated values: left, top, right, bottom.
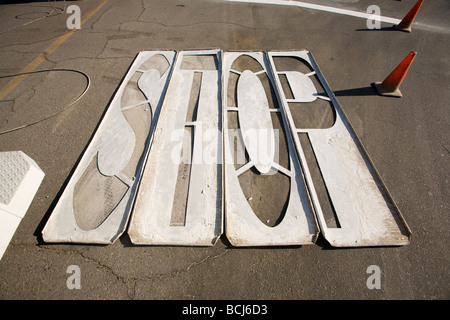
372, 51, 417, 98
394, 0, 424, 32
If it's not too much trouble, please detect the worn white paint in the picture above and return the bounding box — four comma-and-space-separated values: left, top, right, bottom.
223, 52, 318, 246
41, 49, 411, 248
42, 51, 175, 244
237, 70, 275, 174
128, 50, 223, 246
282, 71, 317, 102
268, 50, 411, 246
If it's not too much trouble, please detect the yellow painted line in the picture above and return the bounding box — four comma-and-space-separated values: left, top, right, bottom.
0, 0, 108, 101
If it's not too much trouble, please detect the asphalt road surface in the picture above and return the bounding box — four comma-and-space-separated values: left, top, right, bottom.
0, 0, 448, 302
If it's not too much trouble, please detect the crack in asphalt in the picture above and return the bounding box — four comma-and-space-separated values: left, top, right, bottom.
28, 244, 231, 299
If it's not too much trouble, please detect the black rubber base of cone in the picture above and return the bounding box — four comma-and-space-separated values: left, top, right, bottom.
393, 24, 412, 33
371, 82, 403, 98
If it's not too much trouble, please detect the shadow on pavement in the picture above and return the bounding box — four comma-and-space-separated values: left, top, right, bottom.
333, 86, 377, 97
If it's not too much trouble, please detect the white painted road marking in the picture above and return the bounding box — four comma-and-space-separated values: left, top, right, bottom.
223, 0, 401, 24
224, 0, 450, 34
